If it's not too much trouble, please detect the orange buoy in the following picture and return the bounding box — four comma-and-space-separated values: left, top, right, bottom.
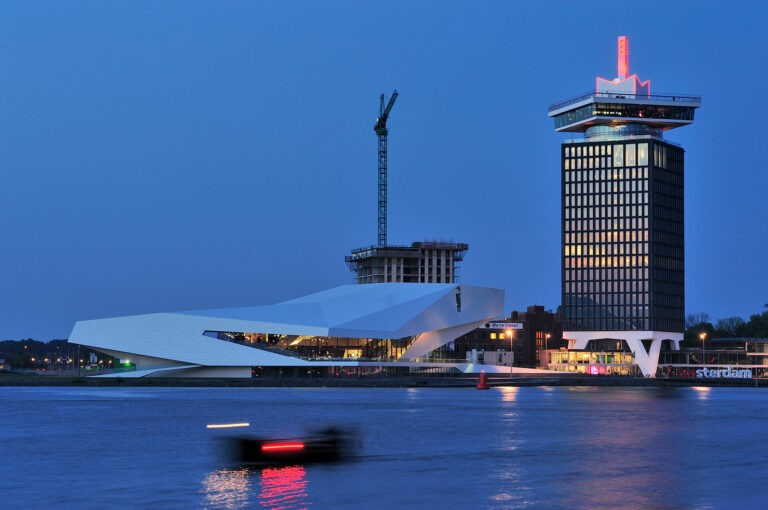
476, 370, 490, 390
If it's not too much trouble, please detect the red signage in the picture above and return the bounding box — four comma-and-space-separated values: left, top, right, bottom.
618, 36, 628, 79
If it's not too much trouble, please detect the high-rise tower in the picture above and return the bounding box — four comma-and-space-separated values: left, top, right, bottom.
547, 37, 701, 376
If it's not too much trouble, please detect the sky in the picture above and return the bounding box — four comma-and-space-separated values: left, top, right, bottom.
1, 1, 766, 341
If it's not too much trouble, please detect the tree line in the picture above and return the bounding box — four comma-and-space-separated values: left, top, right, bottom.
683, 309, 768, 346
0, 339, 105, 369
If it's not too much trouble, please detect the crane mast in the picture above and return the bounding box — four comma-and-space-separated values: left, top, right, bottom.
374, 90, 398, 247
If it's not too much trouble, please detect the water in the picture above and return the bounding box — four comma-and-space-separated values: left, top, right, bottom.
1, 386, 766, 509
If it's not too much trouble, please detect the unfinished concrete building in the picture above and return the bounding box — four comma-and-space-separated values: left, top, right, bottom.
346, 242, 468, 284
348, 92, 469, 285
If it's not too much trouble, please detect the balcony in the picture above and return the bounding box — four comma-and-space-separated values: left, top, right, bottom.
548, 90, 702, 114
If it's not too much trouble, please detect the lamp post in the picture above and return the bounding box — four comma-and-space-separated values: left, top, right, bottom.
699, 332, 707, 368
506, 329, 513, 367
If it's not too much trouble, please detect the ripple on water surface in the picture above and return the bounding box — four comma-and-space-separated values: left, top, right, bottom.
1, 386, 767, 509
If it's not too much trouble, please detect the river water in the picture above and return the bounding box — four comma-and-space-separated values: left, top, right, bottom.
1, 386, 765, 509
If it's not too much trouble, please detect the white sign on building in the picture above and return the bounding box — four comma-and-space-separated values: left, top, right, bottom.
487, 322, 523, 330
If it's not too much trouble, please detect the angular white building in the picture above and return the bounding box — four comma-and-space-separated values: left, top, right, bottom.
69, 283, 508, 378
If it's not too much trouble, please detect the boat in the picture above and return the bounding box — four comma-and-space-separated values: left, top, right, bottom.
228, 427, 356, 466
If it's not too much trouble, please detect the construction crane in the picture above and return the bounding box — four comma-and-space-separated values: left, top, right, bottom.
374, 89, 398, 247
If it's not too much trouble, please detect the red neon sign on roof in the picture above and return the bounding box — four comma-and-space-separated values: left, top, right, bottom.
618, 36, 628, 80
596, 36, 650, 97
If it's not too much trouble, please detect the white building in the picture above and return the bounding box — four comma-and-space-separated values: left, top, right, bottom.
69, 283, 518, 378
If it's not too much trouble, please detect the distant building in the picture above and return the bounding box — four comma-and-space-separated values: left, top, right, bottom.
346, 242, 468, 284
657, 338, 768, 378
545, 341, 642, 377
439, 306, 563, 368
547, 337, 768, 378
508, 306, 564, 367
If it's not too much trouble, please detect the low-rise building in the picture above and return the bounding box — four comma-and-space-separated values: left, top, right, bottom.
545, 337, 768, 379
69, 283, 508, 378
657, 338, 768, 379
546, 341, 641, 377
432, 305, 563, 368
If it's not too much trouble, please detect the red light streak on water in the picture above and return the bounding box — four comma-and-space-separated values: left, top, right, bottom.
259, 466, 310, 509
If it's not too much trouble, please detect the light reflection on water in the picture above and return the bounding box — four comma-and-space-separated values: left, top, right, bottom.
498, 386, 519, 402
692, 386, 712, 400
201, 465, 309, 510
564, 397, 682, 509
259, 466, 309, 509
201, 469, 252, 509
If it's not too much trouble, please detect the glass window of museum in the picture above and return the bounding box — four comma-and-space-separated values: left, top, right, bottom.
204, 330, 416, 361
561, 139, 684, 332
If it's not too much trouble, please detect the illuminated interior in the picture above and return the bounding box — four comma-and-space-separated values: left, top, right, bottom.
549, 347, 639, 376
203, 330, 416, 361
553, 102, 694, 131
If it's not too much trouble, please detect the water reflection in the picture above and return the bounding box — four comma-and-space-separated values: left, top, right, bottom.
554, 389, 688, 508
498, 387, 519, 402
201, 465, 310, 510
259, 465, 310, 509
485, 388, 710, 508
201, 468, 253, 509
692, 386, 711, 400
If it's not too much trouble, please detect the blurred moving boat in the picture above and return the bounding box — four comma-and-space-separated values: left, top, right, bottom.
229, 427, 356, 466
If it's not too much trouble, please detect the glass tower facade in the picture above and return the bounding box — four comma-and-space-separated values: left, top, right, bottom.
561, 138, 684, 333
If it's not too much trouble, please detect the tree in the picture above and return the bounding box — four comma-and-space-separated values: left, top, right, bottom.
686, 312, 710, 330
683, 312, 714, 347
742, 311, 768, 338
10, 351, 32, 368
715, 317, 746, 337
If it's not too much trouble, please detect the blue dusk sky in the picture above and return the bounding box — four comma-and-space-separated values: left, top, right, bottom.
1, 1, 766, 340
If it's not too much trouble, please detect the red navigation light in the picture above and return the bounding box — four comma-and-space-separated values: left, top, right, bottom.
618, 36, 628, 79
261, 442, 305, 452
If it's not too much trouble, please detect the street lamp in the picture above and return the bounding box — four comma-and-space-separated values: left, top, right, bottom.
699, 332, 707, 366
506, 329, 513, 366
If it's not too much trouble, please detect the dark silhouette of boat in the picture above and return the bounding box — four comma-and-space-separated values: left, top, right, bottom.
229, 427, 357, 466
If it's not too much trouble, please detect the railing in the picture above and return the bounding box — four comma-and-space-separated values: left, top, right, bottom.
548, 90, 702, 113
349, 244, 413, 255
409, 357, 471, 364
348, 242, 469, 257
